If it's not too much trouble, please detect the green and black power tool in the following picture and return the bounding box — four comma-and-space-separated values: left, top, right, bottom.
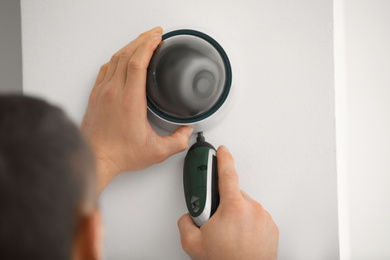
183, 132, 220, 227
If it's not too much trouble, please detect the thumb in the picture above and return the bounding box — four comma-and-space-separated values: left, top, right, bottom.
177, 214, 202, 255
159, 126, 193, 158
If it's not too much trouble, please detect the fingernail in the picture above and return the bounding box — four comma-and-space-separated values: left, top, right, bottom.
150, 33, 161, 38
220, 145, 229, 152
187, 126, 194, 137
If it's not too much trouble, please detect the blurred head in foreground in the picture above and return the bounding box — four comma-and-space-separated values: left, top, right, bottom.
0, 96, 101, 260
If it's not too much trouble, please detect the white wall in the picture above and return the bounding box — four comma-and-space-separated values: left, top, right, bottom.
335, 0, 390, 259
0, 0, 22, 94
21, 0, 339, 259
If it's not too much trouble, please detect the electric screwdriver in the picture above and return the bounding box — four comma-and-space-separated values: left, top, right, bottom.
183, 132, 220, 227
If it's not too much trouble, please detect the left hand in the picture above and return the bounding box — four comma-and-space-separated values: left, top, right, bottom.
81, 27, 193, 193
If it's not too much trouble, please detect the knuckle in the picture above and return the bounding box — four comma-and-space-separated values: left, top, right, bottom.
100, 63, 108, 72
101, 86, 116, 101
254, 201, 265, 211
119, 51, 132, 60
88, 92, 98, 106
224, 170, 239, 181
240, 189, 248, 198
128, 58, 145, 71
252, 202, 265, 216
139, 38, 158, 56
110, 53, 120, 62
145, 38, 158, 50
139, 31, 148, 38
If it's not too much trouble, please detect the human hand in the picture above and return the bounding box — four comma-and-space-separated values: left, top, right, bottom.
81, 27, 193, 193
178, 146, 279, 260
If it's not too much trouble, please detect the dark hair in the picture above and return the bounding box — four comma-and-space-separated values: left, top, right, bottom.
0, 95, 96, 259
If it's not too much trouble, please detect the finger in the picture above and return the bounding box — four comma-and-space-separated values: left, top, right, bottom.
217, 146, 241, 202
103, 26, 163, 84
113, 27, 163, 85
91, 62, 109, 97
102, 51, 121, 84
177, 214, 202, 255
123, 33, 162, 101
157, 126, 193, 160
240, 189, 253, 201
95, 62, 109, 86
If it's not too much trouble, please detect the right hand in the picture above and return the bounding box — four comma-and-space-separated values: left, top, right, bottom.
177, 146, 279, 260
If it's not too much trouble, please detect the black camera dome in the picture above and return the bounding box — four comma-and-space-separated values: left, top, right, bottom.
146, 30, 232, 124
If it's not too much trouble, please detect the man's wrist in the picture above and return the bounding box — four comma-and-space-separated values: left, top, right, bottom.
94, 152, 121, 194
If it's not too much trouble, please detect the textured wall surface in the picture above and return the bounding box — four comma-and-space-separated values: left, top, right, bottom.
21, 0, 339, 259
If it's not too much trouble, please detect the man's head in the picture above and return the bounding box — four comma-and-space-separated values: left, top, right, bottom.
0, 96, 101, 259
